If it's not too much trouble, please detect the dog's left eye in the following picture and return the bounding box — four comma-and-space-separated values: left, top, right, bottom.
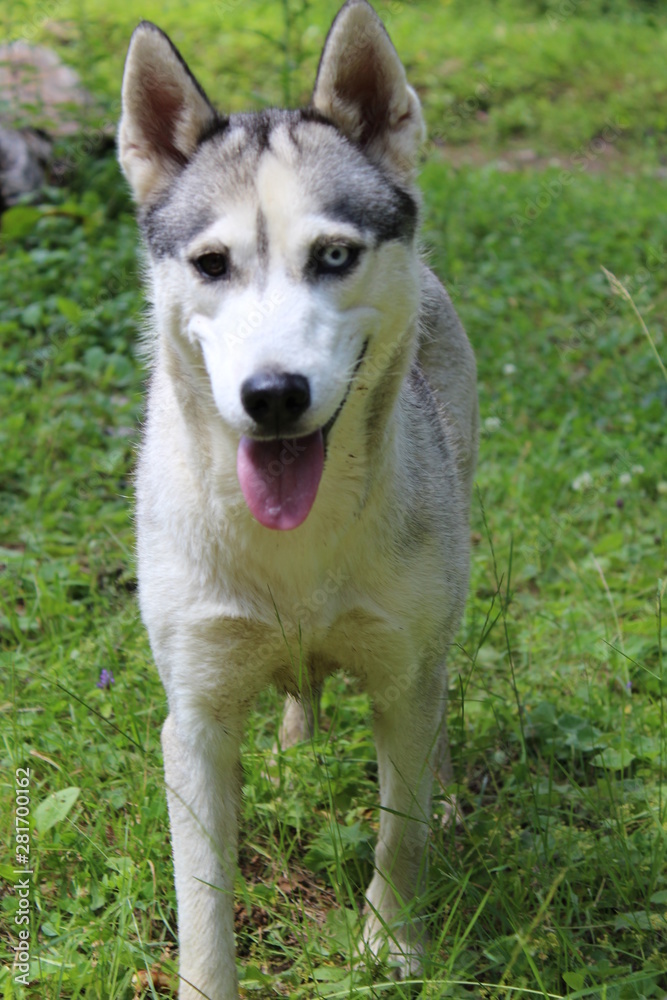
193, 252, 229, 280
312, 243, 360, 276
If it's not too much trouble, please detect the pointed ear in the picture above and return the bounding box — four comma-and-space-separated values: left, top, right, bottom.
118, 22, 219, 205
311, 0, 425, 180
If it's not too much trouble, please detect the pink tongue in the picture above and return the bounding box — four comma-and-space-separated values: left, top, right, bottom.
237, 431, 324, 530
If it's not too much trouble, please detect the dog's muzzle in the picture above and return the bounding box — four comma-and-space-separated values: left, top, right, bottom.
236, 342, 368, 532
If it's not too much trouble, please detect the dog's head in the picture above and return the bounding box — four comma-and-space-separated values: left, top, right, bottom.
119, 0, 425, 530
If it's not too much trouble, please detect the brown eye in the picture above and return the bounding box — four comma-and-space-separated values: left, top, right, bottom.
194, 252, 229, 280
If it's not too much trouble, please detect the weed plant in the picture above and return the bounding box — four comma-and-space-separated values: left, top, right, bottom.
1, 1, 666, 997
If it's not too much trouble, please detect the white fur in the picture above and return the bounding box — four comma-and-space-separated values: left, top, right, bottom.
119, 3, 478, 997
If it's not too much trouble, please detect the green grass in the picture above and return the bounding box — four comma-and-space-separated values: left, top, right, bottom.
2, 0, 667, 156
1, 1, 667, 998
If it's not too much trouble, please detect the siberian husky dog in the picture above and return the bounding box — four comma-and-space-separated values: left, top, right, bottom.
118, 1, 478, 996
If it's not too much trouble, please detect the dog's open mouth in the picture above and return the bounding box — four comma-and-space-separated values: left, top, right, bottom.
237, 430, 325, 531
237, 340, 368, 531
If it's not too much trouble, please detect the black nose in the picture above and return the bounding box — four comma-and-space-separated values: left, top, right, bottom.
240, 371, 311, 432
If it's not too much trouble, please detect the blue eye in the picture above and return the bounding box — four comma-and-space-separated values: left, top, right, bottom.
312, 242, 361, 277
320, 245, 350, 268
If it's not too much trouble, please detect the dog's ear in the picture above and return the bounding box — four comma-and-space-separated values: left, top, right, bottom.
311, 0, 425, 180
118, 22, 219, 204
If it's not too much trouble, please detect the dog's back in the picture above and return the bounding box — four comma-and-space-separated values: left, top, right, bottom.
418, 264, 478, 499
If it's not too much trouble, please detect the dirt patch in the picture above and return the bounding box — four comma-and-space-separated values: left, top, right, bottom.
236, 849, 337, 969
431, 135, 629, 174
0, 42, 94, 135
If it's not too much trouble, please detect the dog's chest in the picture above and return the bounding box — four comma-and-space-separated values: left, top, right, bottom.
250, 600, 414, 696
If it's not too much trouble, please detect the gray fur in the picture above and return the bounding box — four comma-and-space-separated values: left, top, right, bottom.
140, 110, 419, 261
118, 4, 478, 997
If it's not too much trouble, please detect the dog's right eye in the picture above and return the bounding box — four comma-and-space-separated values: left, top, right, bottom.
193, 252, 229, 280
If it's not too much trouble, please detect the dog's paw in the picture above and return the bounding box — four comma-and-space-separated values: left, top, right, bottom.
438, 791, 464, 830
278, 695, 306, 748
358, 915, 425, 981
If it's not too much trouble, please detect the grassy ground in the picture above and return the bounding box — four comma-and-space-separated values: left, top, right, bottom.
1, 1, 666, 998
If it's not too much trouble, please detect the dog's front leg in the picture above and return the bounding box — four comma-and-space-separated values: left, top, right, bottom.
162, 712, 241, 1000
363, 669, 448, 977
